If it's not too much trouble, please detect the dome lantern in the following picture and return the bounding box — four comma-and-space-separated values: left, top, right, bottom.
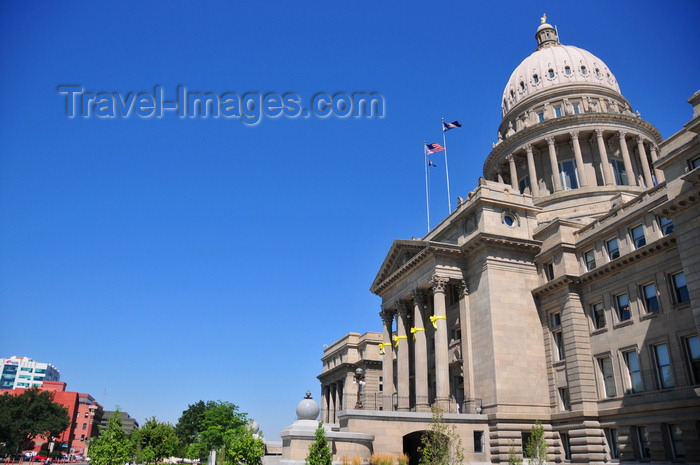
535, 14, 558, 49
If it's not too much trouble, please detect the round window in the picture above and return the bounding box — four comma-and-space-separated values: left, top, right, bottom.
504, 215, 514, 226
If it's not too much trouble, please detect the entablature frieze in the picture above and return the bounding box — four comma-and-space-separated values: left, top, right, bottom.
460, 232, 542, 256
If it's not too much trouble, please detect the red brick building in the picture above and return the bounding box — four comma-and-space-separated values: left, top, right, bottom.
8, 381, 102, 458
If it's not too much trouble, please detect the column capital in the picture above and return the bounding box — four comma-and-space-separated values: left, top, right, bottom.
618, 130, 627, 140
430, 275, 449, 293
636, 135, 646, 145
595, 128, 605, 138
506, 154, 515, 163
459, 280, 469, 297
523, 143, 534, 154
569, 131, 579, 140
380, 308, 395, 326
396, 300, 411, 318
545, 135, 556, 145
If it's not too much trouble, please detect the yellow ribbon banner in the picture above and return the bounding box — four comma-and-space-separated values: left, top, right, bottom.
378, 342, 393, 354
430, 315, 446, 329
393, 335, 408, 347
410, 327, 425, 339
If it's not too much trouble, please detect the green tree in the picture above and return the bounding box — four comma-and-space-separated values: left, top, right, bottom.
132, 418, 180, 464
305, 422, 331, 465
222, 425, 265, 465
418, 408, 464, 465
88, 410, 134, 465
176, 401, 249, 461
0, 387, 70, 457
524, 421, 547, 465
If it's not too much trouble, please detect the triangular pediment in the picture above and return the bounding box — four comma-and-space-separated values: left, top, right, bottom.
370, 239, 429, 294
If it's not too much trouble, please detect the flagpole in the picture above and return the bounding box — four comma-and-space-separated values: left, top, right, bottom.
424, 141, 430, 232
441, 118, 452, 212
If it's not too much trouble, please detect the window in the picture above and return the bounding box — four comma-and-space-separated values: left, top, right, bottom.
606, 238, 620, 260
580, 65, 588, 75
668, 424, 685, 458
537, 111, 545, 122
561, 432, 572, 459
595, 68, 601, 78
615, 293, 631, 321
611, 158, 628, 185
636, 426, 651, 459
548, 68, 555, 78
82, 423, 87, 430
20, 367, 32, 372
519, 81, 525, 91
544, 262, 554, 281
654, 343, 675, 389
591, 302, 606, 329
564, 66, 572, 76
554, 106, 562, 117
533, 74, 540, 84
684, 335, 700, 384
473, 431, 484, 453
599, 356, 616, 397
583, 249, 596, 271
623, 350, 644, 393
379, 376, 383, 392
658, 216, 674, 235
572, 102, 581, 114
641, 283, 659, 313
518, 175, 530, 194
551, 312, 564, 360
692, 157, 700, 169
521, 432, 532, 458
559, 387, 571, 410
671, 272, 689, 303
630, 224, 646, 249
604, 428, 620, 459
559, 160, 579, 189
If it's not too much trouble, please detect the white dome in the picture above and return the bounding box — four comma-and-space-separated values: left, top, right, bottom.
502, 42, 621, 117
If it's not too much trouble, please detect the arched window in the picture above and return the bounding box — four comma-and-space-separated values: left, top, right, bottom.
533, 74, 540, 84
581, 65, 588, 75
564, 66, 571, 76
548, 68, 555, 78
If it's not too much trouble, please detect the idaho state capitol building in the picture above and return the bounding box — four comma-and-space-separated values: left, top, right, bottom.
306, 17, 700, 465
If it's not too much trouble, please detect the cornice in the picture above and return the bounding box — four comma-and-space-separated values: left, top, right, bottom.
532, 274, 580, 298
370, 241, 461, 295
461, 232, 542, 255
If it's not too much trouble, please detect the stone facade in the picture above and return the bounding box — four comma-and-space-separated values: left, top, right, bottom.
317, 18, 700, 465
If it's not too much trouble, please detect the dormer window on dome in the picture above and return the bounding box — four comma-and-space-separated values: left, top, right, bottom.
533, 74, 540, 84
595, 68, 601, 78
581, 65, 588, 75
548, 68, 555, 79
564, 66, 571, 76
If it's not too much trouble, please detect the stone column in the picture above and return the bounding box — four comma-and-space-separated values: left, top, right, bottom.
507, 155, 518, 191
570, 131, 588, 187
380, 309, 395, 411
649, 145, 665, 183
412, 290, 429, 411
525, 144, 538, 197
636, 136, 654, 187
546, 136, 563, 192
497, 170, 504, 184
330, 384, 337, 423
431, 275, 450, 408
595, 129, 614, 185
395, 301, 410, 411
618, 131, 636, 186
457, 280, 475, 411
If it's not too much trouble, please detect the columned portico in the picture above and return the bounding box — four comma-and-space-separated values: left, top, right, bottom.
430, 275, 450, 408
411, 290, 429, 411
395, 301, 410, 411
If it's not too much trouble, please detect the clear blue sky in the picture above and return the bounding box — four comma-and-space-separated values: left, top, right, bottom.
1, 0, 698, 439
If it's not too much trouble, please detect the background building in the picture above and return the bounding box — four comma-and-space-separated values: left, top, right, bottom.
1, 356, 60, 390
99, 410, 140, 435
317, 17, 700, 464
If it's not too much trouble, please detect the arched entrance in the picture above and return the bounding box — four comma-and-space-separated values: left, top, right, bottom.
403, 431, 426, 465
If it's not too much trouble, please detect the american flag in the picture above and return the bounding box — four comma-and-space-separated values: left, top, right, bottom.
426, 143, 445, 154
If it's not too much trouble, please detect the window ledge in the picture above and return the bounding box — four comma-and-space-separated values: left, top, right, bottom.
613, 320, 634, 329
640, 312, 660, 322
591, 327, 608, 336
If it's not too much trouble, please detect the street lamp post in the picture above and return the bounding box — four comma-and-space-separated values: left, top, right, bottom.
353, 367, 365, 409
